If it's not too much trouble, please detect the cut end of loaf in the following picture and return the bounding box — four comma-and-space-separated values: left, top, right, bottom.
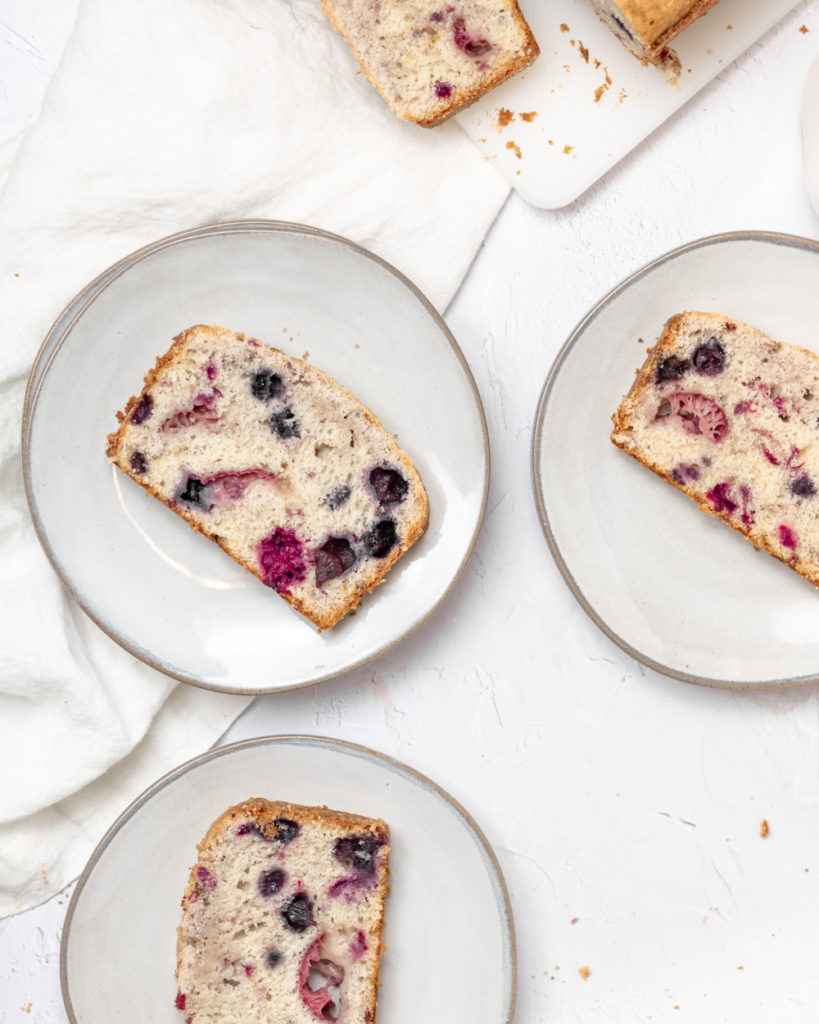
587, 0, 720, 74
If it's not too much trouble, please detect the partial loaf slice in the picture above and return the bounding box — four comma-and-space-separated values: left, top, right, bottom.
320, 0, 540, 127
106, 325, 429, 630
175, 798, 390, 1024
588, 0, 719, 72
611, 311, 819, 589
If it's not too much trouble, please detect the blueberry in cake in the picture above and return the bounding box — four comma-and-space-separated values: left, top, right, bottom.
175, 799, 390, 1024
320, 0, 540, 127
587, 0, 719, 73
106, 325, 429, 630
611, 311, 819, 589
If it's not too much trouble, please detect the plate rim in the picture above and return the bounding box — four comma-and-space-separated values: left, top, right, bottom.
22, 219, 491, 695
531, 228, 819, 691
58, 733, 518, 1024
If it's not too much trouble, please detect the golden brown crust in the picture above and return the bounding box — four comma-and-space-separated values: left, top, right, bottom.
613, 0, 719, 50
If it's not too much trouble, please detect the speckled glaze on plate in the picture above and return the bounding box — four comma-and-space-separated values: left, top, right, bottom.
533, 231, 819, 689
23, 221, 489, 694
60, 735, 516, 1024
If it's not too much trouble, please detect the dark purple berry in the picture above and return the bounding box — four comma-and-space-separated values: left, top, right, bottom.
435, 80, 453, 98
237, 822, 264, 838
363, 519, 397, 558
238, 817, 299, 842
129, 451, 147, 474
258, 867, 286, 897
266, 951, 282, 969
369, 466, 408, 505
270, 407, 300, 440
272, 817, 300, 843
177, 475, 212, 510
453, 16, 491, 55
334, 834, 384, 879
251, 370, 285, 401
281, 892, 314, 932
706, 482, 737, 514
130, 394, 153, 425
315, 537, 357, 586
692, 337, 726, 376
656, 355, 689, 383
325, 484, 351, 510
790, 475, 816, 498
670, 463, 700, 484
611, 14, 633, 39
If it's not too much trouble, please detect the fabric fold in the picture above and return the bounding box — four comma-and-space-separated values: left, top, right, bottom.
0, 0, 508, 917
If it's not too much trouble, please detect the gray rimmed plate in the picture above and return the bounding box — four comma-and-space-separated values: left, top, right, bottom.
23, 221, 489, 694
60, 735, 516, 1024
533, 231, 819, 689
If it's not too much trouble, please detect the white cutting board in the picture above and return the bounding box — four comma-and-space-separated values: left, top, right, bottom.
455, 0, 803, 208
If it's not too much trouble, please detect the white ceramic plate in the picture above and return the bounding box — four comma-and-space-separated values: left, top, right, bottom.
533, 231, 819, 688
456, 0, 801, 209
23, 221, 489, 693
60, 736, 516, 1024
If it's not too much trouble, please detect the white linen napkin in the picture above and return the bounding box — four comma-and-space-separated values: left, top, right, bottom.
0, 0, 509, 917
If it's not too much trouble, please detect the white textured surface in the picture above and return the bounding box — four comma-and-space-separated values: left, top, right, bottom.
456, 0, 803, 208
3, 2, 819, 1024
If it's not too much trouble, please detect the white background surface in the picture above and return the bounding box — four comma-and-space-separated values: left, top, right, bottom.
455, 0, 804, 207
4, 1, 819, 1023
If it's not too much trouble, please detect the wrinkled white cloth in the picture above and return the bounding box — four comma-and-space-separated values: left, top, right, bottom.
0, 0, 508, 916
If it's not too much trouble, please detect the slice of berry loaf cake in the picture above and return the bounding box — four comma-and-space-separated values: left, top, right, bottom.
611, 311, 819, 590
320, 0, 540, 127
106, 325, 429, 630
175, 799, 390, 1024
588, 0, 719, 71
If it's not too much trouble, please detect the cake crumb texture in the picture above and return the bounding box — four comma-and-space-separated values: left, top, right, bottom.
611, 311, 819, 590
320, 0, 539, 126
106, 324, 429, 630
175, 798, 391, 1024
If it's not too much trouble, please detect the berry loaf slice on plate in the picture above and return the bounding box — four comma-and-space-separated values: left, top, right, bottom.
611, 311, 819, 590
106, 325, 429, 630
320, 0, 540, 127
588, 0, 719, 72
175, 799, 390, 1024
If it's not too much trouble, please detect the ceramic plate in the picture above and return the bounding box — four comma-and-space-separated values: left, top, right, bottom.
60, 736, 516, 1024
23, 221, 489, 693
533, 231, 819, 688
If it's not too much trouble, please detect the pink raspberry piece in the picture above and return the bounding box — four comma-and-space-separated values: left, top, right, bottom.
660, 392, 729, 443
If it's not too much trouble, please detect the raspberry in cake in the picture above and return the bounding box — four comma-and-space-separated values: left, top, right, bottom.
175, 799, 390, 1024
106, 325, 429, 630
611, 311, 819, 589
587, 0, 720, 73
